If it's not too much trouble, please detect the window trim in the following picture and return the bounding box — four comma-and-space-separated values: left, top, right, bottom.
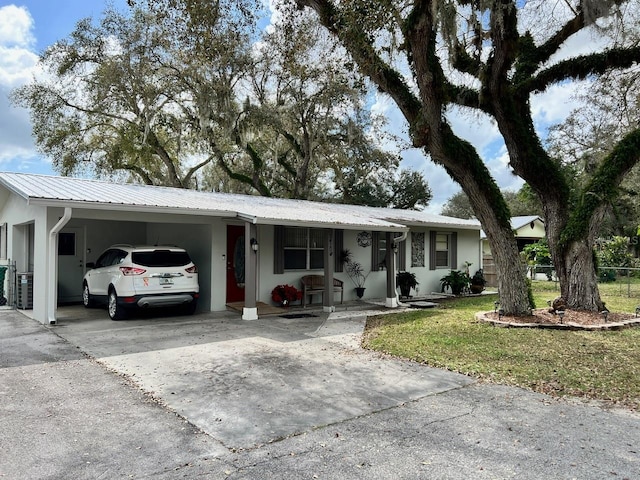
282, 226, 325, 271
429, 231, 457, 270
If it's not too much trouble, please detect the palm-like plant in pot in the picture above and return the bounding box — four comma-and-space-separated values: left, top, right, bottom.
440, 270, 470, 295
342, 249, 369, 298
396, 271, 418, 298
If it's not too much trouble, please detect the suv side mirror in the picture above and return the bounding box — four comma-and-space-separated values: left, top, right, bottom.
86, 262, 95, 269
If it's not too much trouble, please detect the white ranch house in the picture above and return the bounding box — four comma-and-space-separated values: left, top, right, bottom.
0, 172, 482, 324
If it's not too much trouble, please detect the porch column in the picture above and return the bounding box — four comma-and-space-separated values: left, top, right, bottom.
323, 228, 335, 313
385, 231, 399, 308
242, 222, 259, 320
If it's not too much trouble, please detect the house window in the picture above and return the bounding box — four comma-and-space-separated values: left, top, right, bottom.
435, 233, 450, 268
283, 227, 324, 270
372, 232, 406, 270
372, 232, 387, 270
58, 232, 76, 256
429, 231, 458, 270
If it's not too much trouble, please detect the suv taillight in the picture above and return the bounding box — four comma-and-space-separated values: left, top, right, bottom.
185, 265, 197, 274
120, 267, 147, 276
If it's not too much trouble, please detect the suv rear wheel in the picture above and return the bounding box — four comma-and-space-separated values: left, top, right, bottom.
82, 282, 96, 308
108, 289, 127, 320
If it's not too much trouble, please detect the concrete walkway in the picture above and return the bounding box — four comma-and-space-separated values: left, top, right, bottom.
2, 306, 639, 479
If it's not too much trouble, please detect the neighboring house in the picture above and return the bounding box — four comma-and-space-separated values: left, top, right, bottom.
481, 215, 546, 286
0, 172, 482, 324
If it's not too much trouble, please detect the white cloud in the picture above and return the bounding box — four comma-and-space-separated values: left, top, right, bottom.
0, 5, 45, 171
0, 6, 39, 88
0, 5, 35, 48
0, 45, 39, 87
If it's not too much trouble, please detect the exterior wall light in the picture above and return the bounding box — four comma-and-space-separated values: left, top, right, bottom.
250, 238, 259, 252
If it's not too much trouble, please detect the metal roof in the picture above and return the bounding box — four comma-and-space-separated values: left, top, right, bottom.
480, 215, 544, 239
510, 215, 544, 230
0, 172, 480, 232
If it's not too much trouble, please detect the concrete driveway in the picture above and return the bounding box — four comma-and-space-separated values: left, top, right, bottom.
3, 305, 640, 479
51, 305, 474, 450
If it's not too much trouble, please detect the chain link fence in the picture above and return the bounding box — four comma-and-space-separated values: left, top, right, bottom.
530, 265, 640, 298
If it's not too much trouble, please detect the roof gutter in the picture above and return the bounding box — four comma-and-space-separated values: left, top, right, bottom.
47, 207, 72, 325
236, 212, 258, 224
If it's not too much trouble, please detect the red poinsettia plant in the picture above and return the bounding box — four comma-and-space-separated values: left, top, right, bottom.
271, 284, 302, 305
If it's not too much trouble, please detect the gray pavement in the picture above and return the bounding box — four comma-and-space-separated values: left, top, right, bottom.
2, 305, 639, 479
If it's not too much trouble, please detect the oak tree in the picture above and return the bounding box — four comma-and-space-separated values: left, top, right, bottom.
292, 0, 640, 313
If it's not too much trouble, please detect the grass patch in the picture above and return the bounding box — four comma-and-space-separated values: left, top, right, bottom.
363, 282, 640, 411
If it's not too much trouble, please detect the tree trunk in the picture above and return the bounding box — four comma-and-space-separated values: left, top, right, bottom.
546, 202, 607, 312
558, 240, 604, 311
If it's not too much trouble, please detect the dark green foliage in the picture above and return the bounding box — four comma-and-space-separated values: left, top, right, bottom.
470, 269, 486, 287
440, 270, 470, 296
561, 129, 640, 248
396, 271, 419, 297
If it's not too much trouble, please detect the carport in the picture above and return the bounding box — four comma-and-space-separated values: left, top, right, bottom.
0, 174, 241, 324
57, 210, 215, 311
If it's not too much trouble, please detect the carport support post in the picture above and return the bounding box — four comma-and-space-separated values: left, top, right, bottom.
242, 222, 259, 321
323, 228, 335, 313
385, 231, 399, 308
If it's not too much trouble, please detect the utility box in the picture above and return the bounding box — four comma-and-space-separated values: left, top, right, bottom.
17, 272, 33, 309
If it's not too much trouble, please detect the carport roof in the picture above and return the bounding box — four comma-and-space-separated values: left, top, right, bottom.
0, 172, 480, 231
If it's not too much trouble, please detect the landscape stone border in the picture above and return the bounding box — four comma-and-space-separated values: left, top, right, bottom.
475, 311, 640, 331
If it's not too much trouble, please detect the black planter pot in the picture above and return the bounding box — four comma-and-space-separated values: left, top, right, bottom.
355, 287, 366, 298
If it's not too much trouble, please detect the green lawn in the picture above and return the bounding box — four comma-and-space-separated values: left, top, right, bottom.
363, 281, 640, 411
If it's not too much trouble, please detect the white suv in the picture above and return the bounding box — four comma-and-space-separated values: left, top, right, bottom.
82, 245, 199, 320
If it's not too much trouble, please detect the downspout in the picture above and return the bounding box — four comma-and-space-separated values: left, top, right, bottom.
387, 230, 409, 308
392, 231, 408, 248
47, 207, 72, 325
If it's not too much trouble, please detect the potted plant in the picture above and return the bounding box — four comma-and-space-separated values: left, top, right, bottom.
342, 249, 369, 298
271, 284, 302, 307
469, 269, 486, 294
440, 270, 470, 295
396, 271, 418, 298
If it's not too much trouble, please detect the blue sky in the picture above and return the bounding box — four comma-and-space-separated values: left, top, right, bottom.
0, 1, 588, 213
0, 0, 129, 176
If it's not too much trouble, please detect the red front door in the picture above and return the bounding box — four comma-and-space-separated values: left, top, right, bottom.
226, 225, 245, 303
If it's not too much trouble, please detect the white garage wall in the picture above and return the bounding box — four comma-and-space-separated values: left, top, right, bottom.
146, 222, 216, 311
72, 219, 147, 262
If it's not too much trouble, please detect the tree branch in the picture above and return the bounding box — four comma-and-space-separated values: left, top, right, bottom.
120, 163, 155, 185
295, 0, 423, 134
183, 156, 214, 186
521, 46, 640, 94
528, 11, 585, 67
562, 127, 640, 246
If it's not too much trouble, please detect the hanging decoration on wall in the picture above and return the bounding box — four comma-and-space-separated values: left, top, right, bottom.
356, 231, 372, 247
